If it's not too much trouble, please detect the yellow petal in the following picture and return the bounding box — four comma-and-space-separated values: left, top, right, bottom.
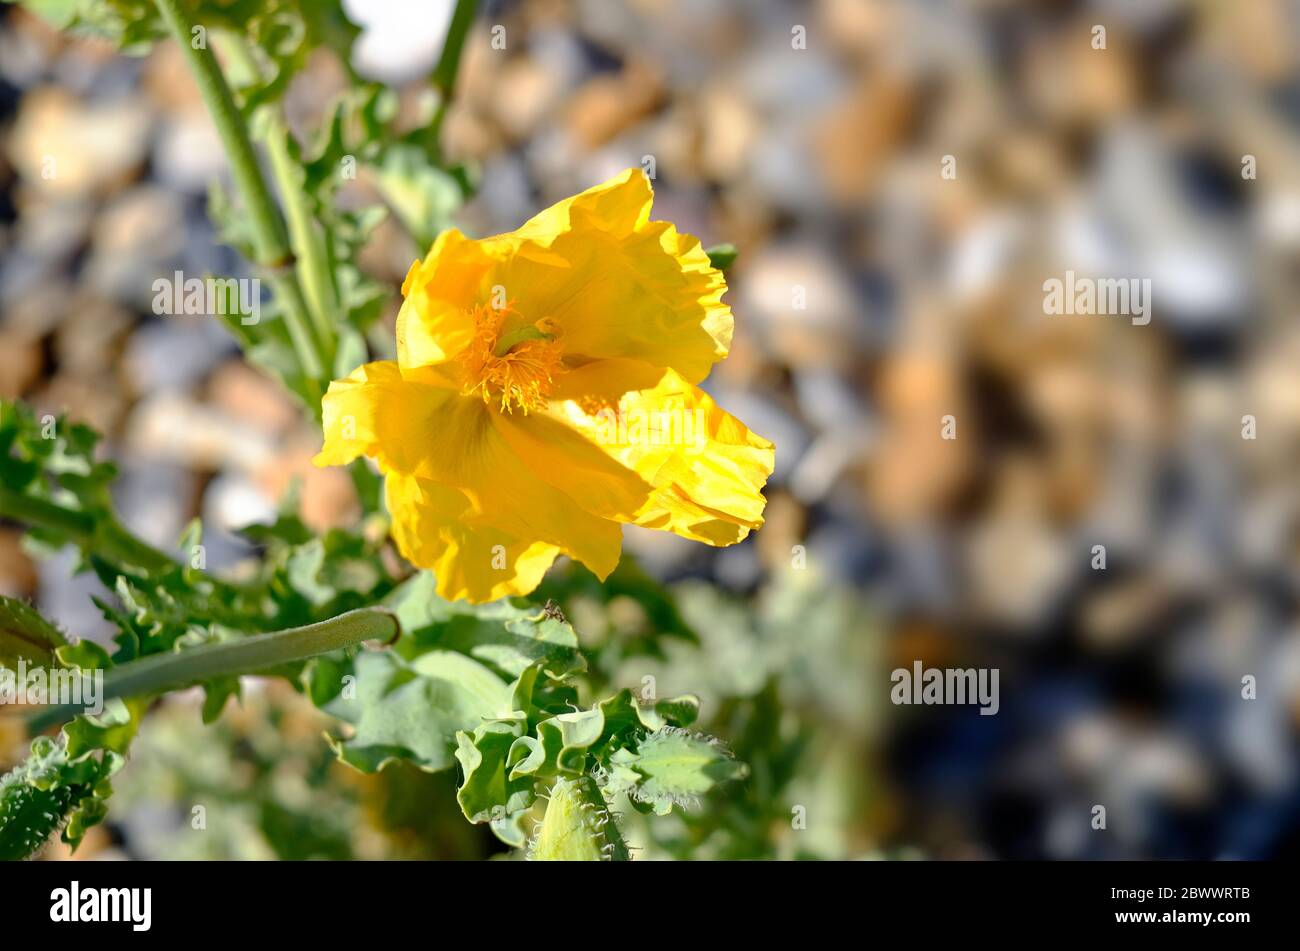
499, 169, 733, 384
393, 170, 731, 383
491, 410, 652, 523
396, 228, 511, 370
386, 473, 560, 602
460, 418, 625, 581
551, 359, 774, 546
314, 361, 456, 474
513, 167, 654, 242
382, 401, 627, 601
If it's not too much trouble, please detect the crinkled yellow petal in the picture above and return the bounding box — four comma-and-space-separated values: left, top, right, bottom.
513, 167, 654, 242
499, 169, 733, 384
460, 416, 625, 581
491, 410, 652, 523
392, 169, 732, 384
396, 227, 510, 370
314, 361, 456, 474
549, 359, 774, 546
377, 397, 627, 601
385, 473, 560, 602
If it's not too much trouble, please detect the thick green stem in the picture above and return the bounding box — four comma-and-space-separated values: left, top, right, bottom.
0, 487, 174, 574
426, 0, 479, 154
265, 113, 338, 366
0, 488, 93, 539
432, 0, 479, 99
217, 31, 337, 369
152, 0, 326, 388
29, 608, 399, 730
98, 519, 177, 575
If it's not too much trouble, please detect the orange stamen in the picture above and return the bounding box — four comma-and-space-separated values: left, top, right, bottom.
458, 302, 564, 414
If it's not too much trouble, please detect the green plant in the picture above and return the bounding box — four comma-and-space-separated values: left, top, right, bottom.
0, 0, 749, 861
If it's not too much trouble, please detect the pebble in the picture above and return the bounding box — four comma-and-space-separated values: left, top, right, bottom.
7, 87, 150, 197
735, 244, 866, 369
85, 186, 185, 308
123, 319, 237, 394
125, 392, 275, 472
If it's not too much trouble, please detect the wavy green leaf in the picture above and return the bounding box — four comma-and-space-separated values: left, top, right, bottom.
608, 727, 748, 816
454, 716, 534, 844
0, 596, 67, 668
386, 572, 586, 680
321, 648, 511, 773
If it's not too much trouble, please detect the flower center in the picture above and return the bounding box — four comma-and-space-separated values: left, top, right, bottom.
459, 302, 564, 414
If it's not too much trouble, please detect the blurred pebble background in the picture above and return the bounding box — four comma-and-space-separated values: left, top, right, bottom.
3, 0, 1300, 859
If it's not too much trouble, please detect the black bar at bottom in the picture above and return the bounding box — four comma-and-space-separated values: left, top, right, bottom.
0, 859, 1280, 938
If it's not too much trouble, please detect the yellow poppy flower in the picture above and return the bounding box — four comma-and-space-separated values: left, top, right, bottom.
314, 168, 774, 602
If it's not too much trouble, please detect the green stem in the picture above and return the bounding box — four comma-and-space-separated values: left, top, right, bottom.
431, 0, 479, 98
29, 608, 399, 730
99, 519, 177, 575
0, 488, 174, 574
265, 113, 339, 366
217, 31, 337, 370
0, 488, 93, 539
152, 0, 326, 389
426, 0, 479, 154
